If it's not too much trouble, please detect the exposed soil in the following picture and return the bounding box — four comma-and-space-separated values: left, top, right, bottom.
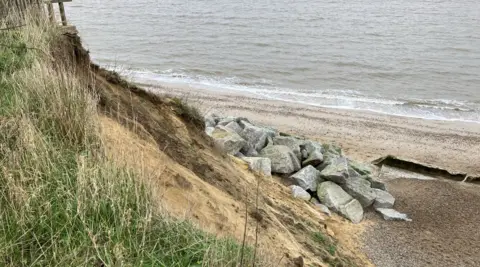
363, 178, 480, 267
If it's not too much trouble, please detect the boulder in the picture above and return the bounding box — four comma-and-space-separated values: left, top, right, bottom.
348, 160, 374, 176
240, 124, 275, 151
319, 157, 350, 184
317, 181, 364, 223
373, 188, 395, 209
242, 157, 272, 177
217, 116, 237, 126
290, 185, 311, 201
273, 136, 303, 160
259, 145, 301, 174
302, 149, 324, 167
205, 127, 215, 136
225, 121, 243, 134
338, 199, 364, 224
211, 126, 247, 155
240, 144, 259, 157
366, 177, 388, 191
290, 165, 323, 191
238, 119, 252, 129
342, 177, 376, 207
317, 143, 342, 171
375, 208, 412, 222
205, 113, 219, 128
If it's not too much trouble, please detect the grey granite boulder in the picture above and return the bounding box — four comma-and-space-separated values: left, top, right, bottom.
273, 136, 303, 160
240, 124, 275, 151
217, 116, 237, 126
319, 157, 350, 184
317, 181, 364, 223
242, 157, 272, 177
225, 121, 243, 135
211, 126, 247, 155
342, 177, 376, 207
364, 176, 388, 191
240, 144, 259, 157
375, 208, 412, 222
290, 185, 311, 201
290, 165, 323, 191
259, 145, 301, 174
205, 127, 215, 136
205, 113, 219, 128
317, 143, 342, 171
373, 188, 395, 209
348, 160, 374, 176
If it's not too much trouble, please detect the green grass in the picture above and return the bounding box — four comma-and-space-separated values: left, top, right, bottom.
0, 12, 266, 267
311, 232, 336, 256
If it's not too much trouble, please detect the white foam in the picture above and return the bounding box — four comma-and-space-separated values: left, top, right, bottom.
108, 66, 480, 124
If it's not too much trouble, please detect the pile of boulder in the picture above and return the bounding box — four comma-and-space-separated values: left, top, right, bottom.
205, 114, 411, 223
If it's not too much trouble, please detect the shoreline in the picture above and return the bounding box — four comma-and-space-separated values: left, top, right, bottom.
148, 83, 480, 176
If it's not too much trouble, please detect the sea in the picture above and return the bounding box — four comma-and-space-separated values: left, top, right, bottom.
66, 0, 480, 123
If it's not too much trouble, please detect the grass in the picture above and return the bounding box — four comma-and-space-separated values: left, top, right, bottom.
311, 232, 337, 256
0, 10, 265, 267
171, 97, 206, 130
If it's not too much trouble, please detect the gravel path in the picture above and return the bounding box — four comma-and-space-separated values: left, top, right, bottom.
363, 178, 480, 267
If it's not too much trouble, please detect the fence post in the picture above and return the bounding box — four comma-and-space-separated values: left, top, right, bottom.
47, 2, 55, 22
58, 1, 67, 26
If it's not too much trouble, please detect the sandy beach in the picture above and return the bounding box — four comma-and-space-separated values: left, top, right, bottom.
154, 84, 480, 176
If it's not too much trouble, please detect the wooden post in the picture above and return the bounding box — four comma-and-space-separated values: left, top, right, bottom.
47, 2, 54, 23
58, 1, 67, 26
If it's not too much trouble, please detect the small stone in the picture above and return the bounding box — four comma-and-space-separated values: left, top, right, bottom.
375, 208, 412, 222
290, 185, 311, 201
311, 198, 331, 216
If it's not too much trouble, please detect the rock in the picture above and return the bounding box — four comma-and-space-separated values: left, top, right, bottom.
311, 198, 331, 216
205, 127, 215, 136
217, 116, 237, 126
319, 157, 350, 184
240, 124, 275, 151
375, 208, 412, 222
273, 136, 303, 160
373, 188, 395, 209
242, 157, 272, 176
211, 126, 247, 155
317, 181, 364, 223
205, 113, 219, 128
317, 143, 342, 171
348, 160, 374, 176
338, 199, 364, 224
348, 167, 361, 178
302, 141, 324, 156
290, 165, 323, 191
290, 185, 311, 201
224, 121, 243, 134
259, 145, 301, 174
301, 149, 309, 159
302, 149, 324, 167
238, 119, 252, 129
363, 175, 388, 191
240, 144, 259, 157
342, 177, 376, 207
